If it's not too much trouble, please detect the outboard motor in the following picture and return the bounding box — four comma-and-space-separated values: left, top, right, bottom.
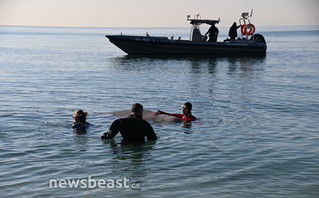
251, 34, 266, 44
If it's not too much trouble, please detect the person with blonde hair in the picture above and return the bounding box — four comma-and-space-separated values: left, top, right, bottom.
72, 109, 90, 133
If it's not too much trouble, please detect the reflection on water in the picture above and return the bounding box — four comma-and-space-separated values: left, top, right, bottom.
227, 56, 266, 77
73, 128, 88, 135
110, 54, 266, 76
102, 140, 156, 183
73, 134, 89, 152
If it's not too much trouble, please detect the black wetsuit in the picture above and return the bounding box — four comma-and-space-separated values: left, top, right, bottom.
101, 116, 157, 143
206, 25, 219, 42
229, 24, 240, 40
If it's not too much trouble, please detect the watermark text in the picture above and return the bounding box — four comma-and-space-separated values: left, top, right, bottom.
49, 176, 140, 190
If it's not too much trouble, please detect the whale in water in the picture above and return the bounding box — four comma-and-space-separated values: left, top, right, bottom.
111, 109, 182, 123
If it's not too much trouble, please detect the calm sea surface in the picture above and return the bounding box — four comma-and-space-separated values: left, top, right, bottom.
0, 25, 319, 197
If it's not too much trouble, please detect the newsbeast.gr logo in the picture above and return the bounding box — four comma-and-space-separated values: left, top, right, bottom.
49, 176, 141, 190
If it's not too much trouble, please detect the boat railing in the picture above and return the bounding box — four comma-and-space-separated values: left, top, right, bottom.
239, 10, 255, 40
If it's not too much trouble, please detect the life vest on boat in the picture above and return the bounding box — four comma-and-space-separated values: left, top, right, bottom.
241, 24, 255, 35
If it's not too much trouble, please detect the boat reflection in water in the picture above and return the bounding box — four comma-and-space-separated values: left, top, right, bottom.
110, 53, 266, 79
106, 12, 267, 56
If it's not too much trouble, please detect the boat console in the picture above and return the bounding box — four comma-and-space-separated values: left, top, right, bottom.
187, 14, 220, 42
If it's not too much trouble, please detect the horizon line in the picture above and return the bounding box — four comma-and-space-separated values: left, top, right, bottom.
1, 24, 319, 29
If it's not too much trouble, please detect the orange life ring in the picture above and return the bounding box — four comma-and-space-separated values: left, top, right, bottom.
241, 24, 255, 35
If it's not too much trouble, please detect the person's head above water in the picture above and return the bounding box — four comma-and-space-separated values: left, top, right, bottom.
131, 103, 143, 118
181, 102, 193, 116
152, 102, 197, 122
73, 109, 88, 124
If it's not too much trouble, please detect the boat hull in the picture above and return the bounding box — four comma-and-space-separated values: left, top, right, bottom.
106, 35, 267, 55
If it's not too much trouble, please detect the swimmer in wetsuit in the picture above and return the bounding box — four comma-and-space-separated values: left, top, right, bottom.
72, 109, 91, 134
153, 102, 197, 122
101, 103, 157, 143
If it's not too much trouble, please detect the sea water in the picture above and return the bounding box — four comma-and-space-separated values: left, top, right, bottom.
0, 25, 319, 197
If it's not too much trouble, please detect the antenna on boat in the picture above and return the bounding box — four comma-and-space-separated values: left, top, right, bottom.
250, 9, 253, 18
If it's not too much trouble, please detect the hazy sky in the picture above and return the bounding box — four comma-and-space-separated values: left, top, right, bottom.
1, 0, 318, 27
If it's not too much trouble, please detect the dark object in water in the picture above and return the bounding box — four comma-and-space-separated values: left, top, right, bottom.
105, 14, 266, 55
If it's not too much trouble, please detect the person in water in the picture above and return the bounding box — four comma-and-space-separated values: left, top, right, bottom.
72, 109, 90, 133
101, 103, 157, 143
153, 102, 197, 122
205, 23, 219, 42
228, 22, 240, 40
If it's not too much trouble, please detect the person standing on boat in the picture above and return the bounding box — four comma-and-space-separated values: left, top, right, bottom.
205, 23, 219, 42
101, 103, 157, 143
229, 22, 240, 40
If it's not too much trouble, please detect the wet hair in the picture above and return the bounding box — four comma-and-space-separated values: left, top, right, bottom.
131, 103, 143, 113
74, 109, 88, 124
184, 102, 192, 111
